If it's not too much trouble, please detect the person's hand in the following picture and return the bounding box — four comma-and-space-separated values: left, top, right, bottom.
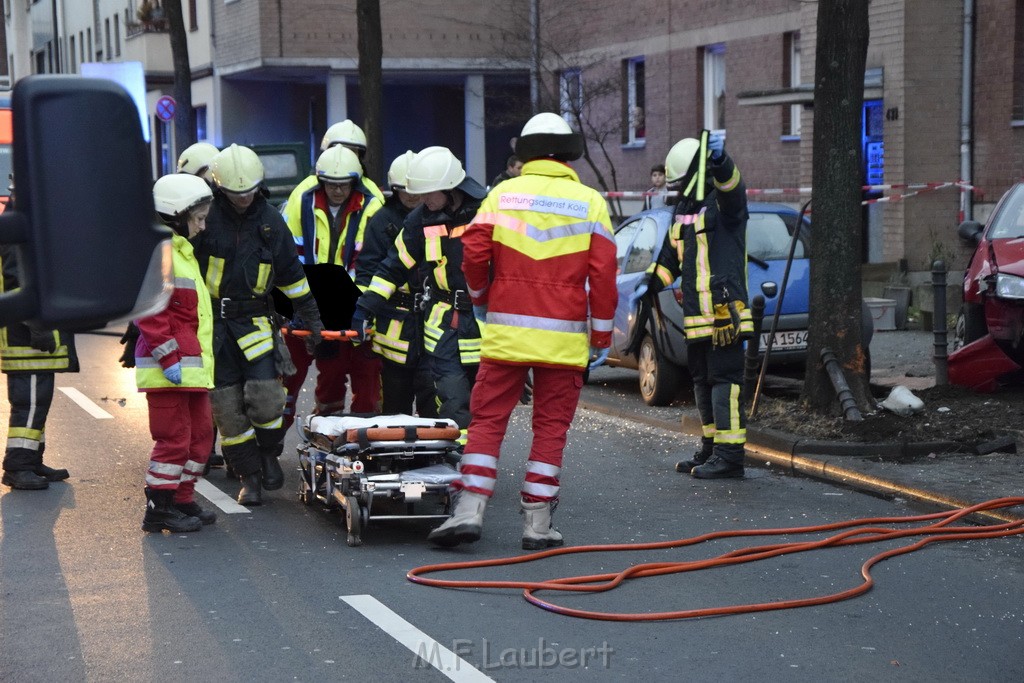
303, 319, 324, 356
350, 308, 372, 343
519, 371, 533, 405
473, 304, 488, 323
708, 132, 725, 161
712, 301, 744, 347
162, 362, 182, 385
629, 279, 649, 307
118, 323, 139, 368
28, 329, 57, 353
589, 346, 610, 370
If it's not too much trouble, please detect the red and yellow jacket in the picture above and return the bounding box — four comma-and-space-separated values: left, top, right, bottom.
135, 234, 214, 391
462, 159, 617, 370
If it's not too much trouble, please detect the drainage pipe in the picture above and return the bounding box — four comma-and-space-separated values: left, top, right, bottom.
820, 347, 863, 422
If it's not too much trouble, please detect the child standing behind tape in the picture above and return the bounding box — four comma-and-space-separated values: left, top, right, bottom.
136, 174, 216, 532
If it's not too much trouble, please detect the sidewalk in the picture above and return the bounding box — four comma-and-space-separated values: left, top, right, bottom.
582, 329, 1024, 524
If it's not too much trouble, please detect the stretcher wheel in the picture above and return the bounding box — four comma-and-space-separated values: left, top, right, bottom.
345, 495, 362, 546
299, 488, 315, 505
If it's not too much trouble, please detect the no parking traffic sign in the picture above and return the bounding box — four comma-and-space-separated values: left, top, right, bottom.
155, 95, 176, 122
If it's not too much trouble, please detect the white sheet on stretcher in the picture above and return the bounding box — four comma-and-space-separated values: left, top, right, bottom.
307, 413, 459, 437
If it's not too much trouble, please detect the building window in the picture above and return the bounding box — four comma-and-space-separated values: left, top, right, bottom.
114, 14, 121, 57
87, 28, 93, 61
559, 68, 583, 125
190, 0, 198, 31
104, 18, 111, 60
1014, 1, 1024, 121
79, 31, 85, 64
784, 32, 801, 137
702, 43, 726, 131
195, 105, 208, 141
69, 35, 76, 73
624, 56, 646, 145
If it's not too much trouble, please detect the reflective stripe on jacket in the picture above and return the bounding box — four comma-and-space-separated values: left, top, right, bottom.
462, 159, 617, 369
135, 234, 214, 391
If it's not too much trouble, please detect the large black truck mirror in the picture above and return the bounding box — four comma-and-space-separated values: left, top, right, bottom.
0, 75, 172, 330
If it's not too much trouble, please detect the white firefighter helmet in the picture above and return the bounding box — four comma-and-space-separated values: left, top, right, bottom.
176, 141, 220, 180
664, 138, 702, 183
154, 173, 213, 218
404, 146, 466, 195
315, 145, 362, 183
320, 119, 367, 152
387, 150, 417, 189
515, 112, 584, 162
210, 144, 264, 194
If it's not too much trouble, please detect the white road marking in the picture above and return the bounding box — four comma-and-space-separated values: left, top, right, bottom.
57, 387, 113, 419
195, 478, 250, 514
340, 594, 493, 682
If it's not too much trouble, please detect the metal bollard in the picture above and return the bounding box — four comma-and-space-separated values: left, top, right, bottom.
743, 295, 766, 401
932, 259, 948, 385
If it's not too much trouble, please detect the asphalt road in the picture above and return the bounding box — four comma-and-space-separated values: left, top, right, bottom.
1, 330, 1021, 682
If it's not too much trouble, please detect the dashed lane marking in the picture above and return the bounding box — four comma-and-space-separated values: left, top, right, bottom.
340, 594, 493, 682
195, 478, 251, 514
57, 387, 113, 419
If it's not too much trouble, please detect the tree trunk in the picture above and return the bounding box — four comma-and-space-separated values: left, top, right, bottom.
357, 0, 384, 185
165, 0, 194, 160
803, 0, 873, 413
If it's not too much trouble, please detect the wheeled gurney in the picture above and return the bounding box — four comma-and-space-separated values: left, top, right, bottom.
297, 413, 461, 546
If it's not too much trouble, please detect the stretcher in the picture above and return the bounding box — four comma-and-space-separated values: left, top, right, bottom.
297, 413, 461, 546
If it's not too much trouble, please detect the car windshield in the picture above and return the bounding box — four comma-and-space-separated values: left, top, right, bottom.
747, 211, 807, 260
987, 185, 1024, 240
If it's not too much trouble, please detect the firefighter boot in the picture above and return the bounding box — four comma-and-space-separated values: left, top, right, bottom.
142, 488, 202, 533
691, 452, 745, 479
427, 490, 488, 547
2, 469, 49, 490
675, 437, 714, 473
175, 501, 217, 525
34, 463, 70, 481
520, 499, 564, 550
237, 471, 263, 506
260, 447, 285, 491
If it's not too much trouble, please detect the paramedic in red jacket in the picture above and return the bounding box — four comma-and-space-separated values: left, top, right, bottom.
427, 113, 618, 550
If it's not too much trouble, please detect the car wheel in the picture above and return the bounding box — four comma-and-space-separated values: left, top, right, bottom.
953, 303, 986, 350
638, 335, 684, 406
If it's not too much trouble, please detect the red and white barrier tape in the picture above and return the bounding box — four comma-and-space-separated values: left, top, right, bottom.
601, 181, 978, 203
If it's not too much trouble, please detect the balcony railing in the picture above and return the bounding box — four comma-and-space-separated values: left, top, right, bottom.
126, 20, 169, 38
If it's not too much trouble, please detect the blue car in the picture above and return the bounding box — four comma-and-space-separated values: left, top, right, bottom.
605, 202, 815, 406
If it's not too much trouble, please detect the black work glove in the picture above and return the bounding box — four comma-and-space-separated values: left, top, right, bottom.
29, 328, 57, 353
118, 322, 139, 368
350, 307, 373, 344
519, 371, 534, 405
292, 298, 324, 356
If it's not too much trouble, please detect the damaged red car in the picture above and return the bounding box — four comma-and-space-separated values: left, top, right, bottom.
952, 182, 1024, 391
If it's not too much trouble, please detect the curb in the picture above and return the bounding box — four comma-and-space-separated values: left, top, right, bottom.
579, 399, 1024, 525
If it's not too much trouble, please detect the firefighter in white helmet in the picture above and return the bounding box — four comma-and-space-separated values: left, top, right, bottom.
136, 174, 215, 532
354, 151, 436, 416
176, 141, 220, 183
352, 146, 487, 444
280, 144, 385, 425
426, 112, 618, 549
644, 131, 752, 479
191, 144, 324, 506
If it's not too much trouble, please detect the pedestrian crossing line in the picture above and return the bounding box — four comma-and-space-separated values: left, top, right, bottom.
340, 594, 493, 683
57, 386, 113, 419
195, 478, 251, 514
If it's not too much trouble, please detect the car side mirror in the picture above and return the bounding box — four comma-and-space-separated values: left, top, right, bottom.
0, 75, 172, 330
957, 220, 983, 246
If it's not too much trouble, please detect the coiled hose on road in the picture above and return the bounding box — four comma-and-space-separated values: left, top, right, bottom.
407, 497, 1024, 622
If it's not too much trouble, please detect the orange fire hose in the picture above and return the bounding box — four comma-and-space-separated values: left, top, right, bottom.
407, 497, 1024, 622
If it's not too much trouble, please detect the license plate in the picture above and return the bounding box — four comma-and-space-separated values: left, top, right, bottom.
760, 329, 808, 351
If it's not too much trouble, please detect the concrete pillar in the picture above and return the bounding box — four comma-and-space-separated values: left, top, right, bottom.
327, 73, 348, 126
464, 74, 486, 185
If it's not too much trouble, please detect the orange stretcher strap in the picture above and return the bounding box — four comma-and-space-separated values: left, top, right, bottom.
280, 328, 363, 340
